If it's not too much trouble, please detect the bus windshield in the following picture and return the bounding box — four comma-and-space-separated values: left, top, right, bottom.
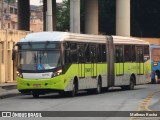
17, 50, 61, 71
152, 48, 160, 62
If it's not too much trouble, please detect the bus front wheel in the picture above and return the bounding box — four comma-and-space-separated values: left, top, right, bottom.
32, 92, 39, 98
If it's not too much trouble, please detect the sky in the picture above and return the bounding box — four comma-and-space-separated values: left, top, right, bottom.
30, 0, 63, 5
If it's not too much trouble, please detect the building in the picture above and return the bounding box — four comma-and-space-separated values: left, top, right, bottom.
0, 1, 43, 32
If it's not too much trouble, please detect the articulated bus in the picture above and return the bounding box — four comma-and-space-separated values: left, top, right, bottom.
150, 44, 160, 84
12, 32, 151, 98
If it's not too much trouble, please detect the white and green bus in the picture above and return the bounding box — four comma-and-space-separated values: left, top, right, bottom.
12, 32, 151, 98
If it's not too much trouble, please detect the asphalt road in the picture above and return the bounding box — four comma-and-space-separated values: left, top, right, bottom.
0, 84, 160, 120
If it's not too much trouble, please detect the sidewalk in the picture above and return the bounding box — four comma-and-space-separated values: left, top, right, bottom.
0, 83, 20, 99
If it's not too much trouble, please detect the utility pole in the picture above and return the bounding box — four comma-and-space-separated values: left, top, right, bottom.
1, 0, 4, 29
46, 0, 53, 31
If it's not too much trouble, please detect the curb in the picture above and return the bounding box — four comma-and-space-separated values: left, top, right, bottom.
1, 85, 17, 90
0, 83, 21, 99
0, 92, 21, 99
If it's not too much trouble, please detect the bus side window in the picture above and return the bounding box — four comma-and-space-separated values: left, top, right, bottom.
78, 44, 84, 63
85, 44, 90, 63
139, 46, 144, 62
97, 44, 102, 62
124, 45, 131, 62
131, 45, 136, 62
115, 45, 123, 63
70, 43, 78, 63
144, 45, 149, 62
102, 45, 106, 62
64, 42, 70, 64
90, 45, 97, 63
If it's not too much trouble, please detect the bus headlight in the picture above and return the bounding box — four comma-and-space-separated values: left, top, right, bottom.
17, 71, 23, 78
52, 69, 62, 78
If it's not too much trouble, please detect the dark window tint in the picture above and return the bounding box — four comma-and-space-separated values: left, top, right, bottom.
78, 44, 84, 63
98, 44, 106, 62
85, 44, 90, 63
70, 43, 77, 63
131, 45, 136, 62
124, 45, 131, 62
115, 45, 123, 63
90, 45, 97, 63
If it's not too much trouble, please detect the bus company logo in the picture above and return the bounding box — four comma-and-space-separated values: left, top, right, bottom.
2, 112, 11, 117
42, 73, 50, 77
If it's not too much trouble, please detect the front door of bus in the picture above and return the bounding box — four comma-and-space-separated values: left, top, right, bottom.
136, 46, 144, 75
90, 45, 97, 78
78, 44, 85, 78
115, 45, 124, 76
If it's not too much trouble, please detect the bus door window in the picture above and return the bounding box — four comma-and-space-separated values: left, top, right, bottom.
90, 45, 97, 63
115, 45, 124, 76
124, 45, 131, 62
144, 45, 150, 62
136, 46, 144, 75
97, 44, 106, 63
85, 44, 90, 63
64, 42, 70, 64
70, 43, 78, 63
131, 45, 136, 62
102, 45, 106, 62
78, 44, 84, 63
90, 44, 97, 77
78, 44, 85, 78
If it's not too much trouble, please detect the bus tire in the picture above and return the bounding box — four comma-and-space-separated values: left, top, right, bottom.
32, 92, 39, 98
68, 80, 78, 97
121, 86, 127, 90
153, 72, 159, 84
96, 78, 102, 94
127, 76, 135, 90
58, 91, 66, 97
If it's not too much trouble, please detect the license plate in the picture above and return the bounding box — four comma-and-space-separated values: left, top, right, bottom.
33, 84, 41, 88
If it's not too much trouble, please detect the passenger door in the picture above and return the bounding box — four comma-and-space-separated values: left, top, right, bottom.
78, 44, 85, 78
90, 45, 97, 78
115, 45, 124, 76
136, 46, 144, 75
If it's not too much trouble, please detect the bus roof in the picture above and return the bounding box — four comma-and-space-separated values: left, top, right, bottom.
19, 31, 149, 45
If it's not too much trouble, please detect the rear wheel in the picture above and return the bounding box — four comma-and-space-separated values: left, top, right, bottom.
95, 78, 102, 94
127, 76, 135, 90
153, 73, 159, 84
121, 76, 135, 90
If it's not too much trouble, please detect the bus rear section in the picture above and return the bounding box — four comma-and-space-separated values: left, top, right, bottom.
113, 36, 151, 89
150, 44, 160, 84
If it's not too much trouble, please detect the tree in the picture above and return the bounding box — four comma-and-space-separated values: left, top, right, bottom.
56, 0, 70, 31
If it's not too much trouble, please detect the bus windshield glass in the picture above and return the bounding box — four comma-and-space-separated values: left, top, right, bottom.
17, 50, 61, 71
152, 48, 160, 62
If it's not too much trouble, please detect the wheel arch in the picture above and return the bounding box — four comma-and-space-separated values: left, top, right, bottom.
131, 73, 136, 85
73, 76, 79, 90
